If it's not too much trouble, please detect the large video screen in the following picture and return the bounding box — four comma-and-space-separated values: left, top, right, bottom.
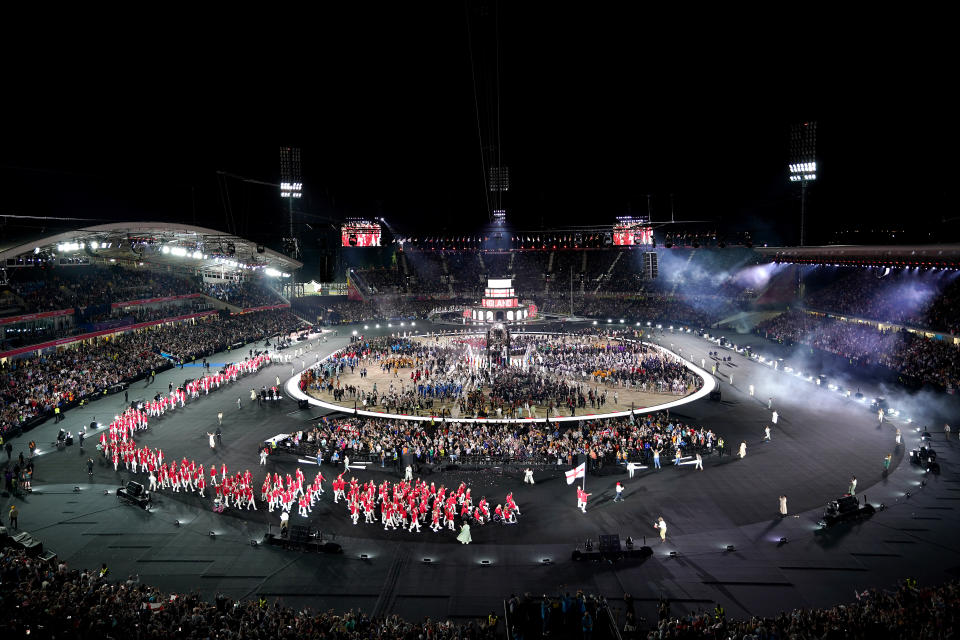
613, 225, 653, 246
341, 222, 381, 247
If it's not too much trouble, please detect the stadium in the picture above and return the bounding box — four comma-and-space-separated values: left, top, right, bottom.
0, 8, 955, 640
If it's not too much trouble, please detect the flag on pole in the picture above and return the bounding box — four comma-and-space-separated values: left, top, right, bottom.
565, 462, 586, 485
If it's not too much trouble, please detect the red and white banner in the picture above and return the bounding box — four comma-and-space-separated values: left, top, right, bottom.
239, 303, 291, 313
0, 308, 74, 325
565, 462, 586, 485
111, 293, 202, 309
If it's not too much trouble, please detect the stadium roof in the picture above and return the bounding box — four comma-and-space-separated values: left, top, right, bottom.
0, 222, 302, 276
757, 244, 960, 268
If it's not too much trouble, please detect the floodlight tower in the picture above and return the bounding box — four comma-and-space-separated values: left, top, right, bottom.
789, 122, 817, 246
279, 146, 302, 258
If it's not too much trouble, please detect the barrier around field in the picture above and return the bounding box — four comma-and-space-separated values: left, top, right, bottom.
285, 331, 716, 423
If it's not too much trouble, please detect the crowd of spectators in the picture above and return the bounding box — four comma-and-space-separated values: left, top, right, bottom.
797, 267, 960, 338
507, 591, 614, 640
305, 333, 698, 419
2, 543, 954, 640
756, 311, 960, 388
644, 579, 956, 640
132, 310, 304, 363
291, 387, 720, 465
200, 281, 284, 309
0, 334, 164, 439
0, 263, 289, 319
803, 268, 960, 333
2, 266, 199, 316
534, 294, 727, 328
0, 546, 498, 640
296, 297, 470, 325
360, 248, 758, 301
353, 266, 405, 294
0, 300, 215, 354
299, 292, 733, 329
0, 310, 303, 439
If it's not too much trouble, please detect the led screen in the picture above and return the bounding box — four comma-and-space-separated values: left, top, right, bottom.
341, 223, 382, 247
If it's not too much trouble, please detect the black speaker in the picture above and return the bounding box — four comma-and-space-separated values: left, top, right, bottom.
298, 399, 309, 410
709, 390, 722, 401
13, 532, 43, 556
837, 495, 859, 514
598, 534, 621, 553
289, 525, 311, 544
321, 542, 343, 554
126, 481, 144, 497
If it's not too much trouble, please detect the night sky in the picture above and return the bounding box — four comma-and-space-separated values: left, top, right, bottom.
0, 5, 951, 260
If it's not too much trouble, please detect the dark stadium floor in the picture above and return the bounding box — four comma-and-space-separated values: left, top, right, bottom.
4, 320, 960, 625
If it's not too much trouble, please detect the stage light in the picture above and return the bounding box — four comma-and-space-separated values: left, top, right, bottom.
250, 539, 259, 547
174, 520, 181, 526
411, 322, 415, 326
422, 558, 433, 564
541, 558, 552, 564
360, 554, 370, 559
669, 551, 678, 558
209, 531, 216, 537
375, 324, 380, 328
778, 537, 788, 544
352, 330, 357, 335
73, 485, 81, 492
725, 545, 736, 552
480, 559, 492, 565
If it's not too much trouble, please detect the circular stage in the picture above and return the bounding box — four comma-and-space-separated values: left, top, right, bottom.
287, 331, 717, 423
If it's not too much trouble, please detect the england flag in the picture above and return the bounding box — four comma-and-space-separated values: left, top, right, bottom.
565, 462, 586, 485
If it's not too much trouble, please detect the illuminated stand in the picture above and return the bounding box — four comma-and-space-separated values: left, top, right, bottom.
468, 278, 532, 323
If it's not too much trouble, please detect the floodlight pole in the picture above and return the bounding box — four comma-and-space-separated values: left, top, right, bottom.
289, 198, 294, 240
800, 180, 807, 247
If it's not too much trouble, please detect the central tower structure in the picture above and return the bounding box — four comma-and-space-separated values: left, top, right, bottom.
486, 323, 510, 370
469, 278, 531, 323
